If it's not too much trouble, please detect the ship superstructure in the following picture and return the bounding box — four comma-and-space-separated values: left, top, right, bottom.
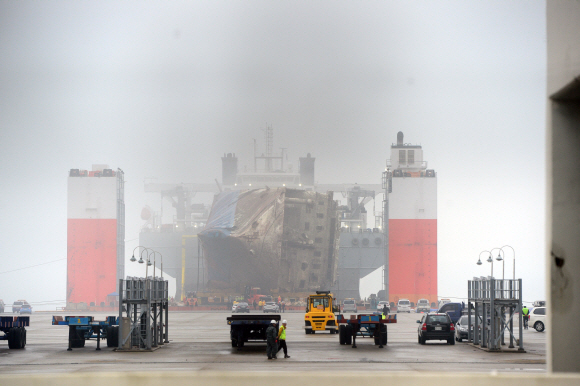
67, 165, 124, 308
386, 132, 437, 306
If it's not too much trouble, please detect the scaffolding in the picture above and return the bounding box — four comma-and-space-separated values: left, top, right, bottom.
118, 277, 168, 351
468, 278, 524, 351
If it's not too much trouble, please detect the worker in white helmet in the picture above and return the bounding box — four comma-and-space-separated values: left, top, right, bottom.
276, 319, 290, 358
266, 320, 278, 359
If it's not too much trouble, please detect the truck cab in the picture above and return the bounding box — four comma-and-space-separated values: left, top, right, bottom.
438, 302, 464, 323
304, 291, 339, 334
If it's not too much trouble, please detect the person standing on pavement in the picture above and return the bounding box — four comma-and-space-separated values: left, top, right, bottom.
522, 305, 530, 329
281, 300, 285, 313
277, 319, 290, 358
266, 320, 278, 360
382, 303, 389, 319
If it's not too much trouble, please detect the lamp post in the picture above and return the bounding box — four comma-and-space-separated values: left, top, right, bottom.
477, 250, 493, 278
137, 247, 153, 278
148, 250, 163, 279
129, 246, 155, 278
491, 248, 505, 280
501, 245, 515, 280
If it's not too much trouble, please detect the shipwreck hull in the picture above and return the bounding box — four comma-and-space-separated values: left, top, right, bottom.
199, 188, 339, 294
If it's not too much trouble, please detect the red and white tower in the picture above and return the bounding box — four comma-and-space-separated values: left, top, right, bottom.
387, 132, 437, 307
67, 165, 124, 307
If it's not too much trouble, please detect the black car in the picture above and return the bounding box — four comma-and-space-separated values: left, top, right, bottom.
455, 314, 482, 342
417, 313, 455, 345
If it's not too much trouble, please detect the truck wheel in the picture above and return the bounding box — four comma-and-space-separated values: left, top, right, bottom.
7, 328, 17, 349
10, 328, 24, 349
71, 339, 86, 348
231, 339, 237, 347
69, 326, 86, 348
19, 328, 25, 348
106, 326, 119, 347
106, 327, 113, 347
380, 325, 387, 345
345, 325, 353, 345
339, 325, 345, 345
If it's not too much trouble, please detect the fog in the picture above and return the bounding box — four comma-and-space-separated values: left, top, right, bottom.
0, 1, 546, 309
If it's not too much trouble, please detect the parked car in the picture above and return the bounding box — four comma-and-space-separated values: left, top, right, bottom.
19, 303, 32, 314
263, 302, 279, 313
416, 299, 430, 313
397, 299, 411, 313
438, 302, 464, 323
0, 299, 5, 313
342, 298, 357, 313
417, 313, 455, 345
455, 314, 482, 342
376, 301, 390, 312
233, 302, 250, 313
529, 306, 546, 332
12, 300, 25, 314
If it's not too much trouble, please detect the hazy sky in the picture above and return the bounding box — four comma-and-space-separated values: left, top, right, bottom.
0, 1, 546, 309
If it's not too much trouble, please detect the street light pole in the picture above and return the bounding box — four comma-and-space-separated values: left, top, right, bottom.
491, 248, 504, 280
139, 248, 153, 278
147, 250, 163, 279
501, 245, 515, 280
149, 251, 156, 279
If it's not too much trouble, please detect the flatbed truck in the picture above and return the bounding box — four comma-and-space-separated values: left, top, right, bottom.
0, 316, 29, 349
52, 315, 119, 350
227, 314, 280, 349
337, 312, 397, 348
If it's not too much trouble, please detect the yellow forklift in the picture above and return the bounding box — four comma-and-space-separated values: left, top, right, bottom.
304, 291, 340, 334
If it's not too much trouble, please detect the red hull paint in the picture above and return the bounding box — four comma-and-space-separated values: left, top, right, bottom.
388, 219, 437, 305
67, 219, 117, 305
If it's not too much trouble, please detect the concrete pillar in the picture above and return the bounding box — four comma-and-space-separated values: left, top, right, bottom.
548, 93, 580, 371
547, 1, 580, 373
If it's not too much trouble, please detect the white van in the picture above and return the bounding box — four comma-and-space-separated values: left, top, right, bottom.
397, 299, 411, 313
416, 298, 430, 313
529, 306, 546, 332
342, 298, 357, 313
